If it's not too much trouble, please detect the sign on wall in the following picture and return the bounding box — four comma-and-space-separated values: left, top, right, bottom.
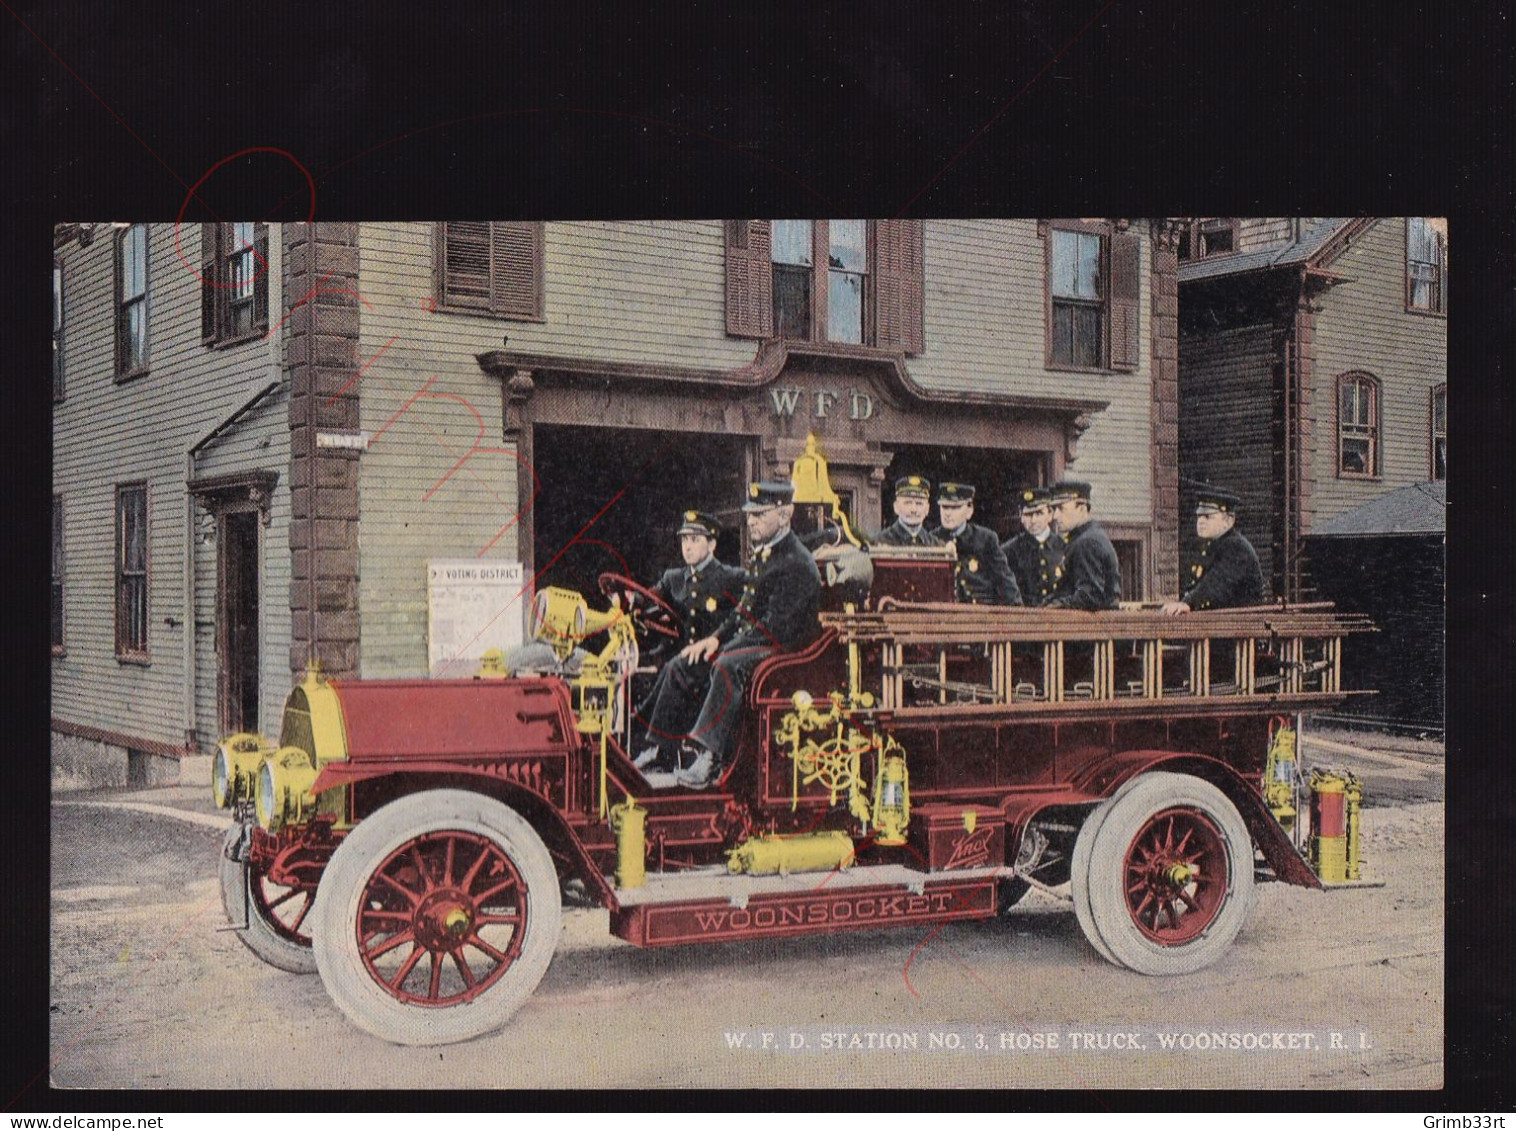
426, 559, 528, 677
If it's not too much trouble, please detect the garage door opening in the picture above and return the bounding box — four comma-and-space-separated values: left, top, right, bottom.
531, 424, 752, 600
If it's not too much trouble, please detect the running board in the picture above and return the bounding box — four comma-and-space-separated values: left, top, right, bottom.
609, 863, 1005, 947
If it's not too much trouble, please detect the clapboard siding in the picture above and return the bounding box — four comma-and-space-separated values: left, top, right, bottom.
1307, 218, 1448, 528
910, 220, 1153, 525
1238, 218, 1295, 251
1177, 322, 1279, 584
52, 224, 289, 750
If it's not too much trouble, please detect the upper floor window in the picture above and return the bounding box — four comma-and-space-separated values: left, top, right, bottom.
725, 219, 923, 354
1406, 217, 1447, 314
1176, 218, 1238, 261
53, 260, 65, 401
116, 483, 149, 660
1431, 384, 1447, 481
51, 495, 64, 654
1337, 373, 1381, 479
201, 222, 269, 345
434, 222, 545, 320
1044, 220, 1142, 372
115, 224, 149, 378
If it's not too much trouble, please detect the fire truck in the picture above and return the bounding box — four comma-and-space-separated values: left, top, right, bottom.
214, 453, 1373, 1046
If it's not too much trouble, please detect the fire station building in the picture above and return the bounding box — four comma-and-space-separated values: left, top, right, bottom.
51, 219, 1184, 783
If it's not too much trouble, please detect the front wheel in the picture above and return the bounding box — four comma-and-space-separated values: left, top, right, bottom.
1071, 772, 1255, 975
219, 823, 318, 974
311, 791, 561, 1046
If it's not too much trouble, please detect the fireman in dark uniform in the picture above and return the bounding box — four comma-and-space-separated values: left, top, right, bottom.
645, 510, 747, 653
1162, 488, 1265, 614
1001, 486, 1066, 606
1045, 480, 1121, 610
630, 511, 746, 770
639, 481, 822, 789
934, 482, 1021, 605
873, 475, 943, 547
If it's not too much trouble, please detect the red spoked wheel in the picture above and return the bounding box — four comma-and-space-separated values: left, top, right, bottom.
1122, 807, 1228, 944
356, 830, 527, 1007
598, 572, 681, 639
219, 824, 318, 974
313, 791, 561, 1045
1072, 772, 1255, 975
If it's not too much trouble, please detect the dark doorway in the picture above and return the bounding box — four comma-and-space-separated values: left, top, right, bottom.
218, 510, 260, 734
532, 425, 752, 599
883, 444, 1046, 543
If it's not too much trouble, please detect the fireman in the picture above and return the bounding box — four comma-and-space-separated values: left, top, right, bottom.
1045, 480, 1121, 610
630, 511, 747, 772
873, 475, 943, 547
934, 481, 1021, 605
1162, 487, 1266, 614
1001, 486, 1066, 606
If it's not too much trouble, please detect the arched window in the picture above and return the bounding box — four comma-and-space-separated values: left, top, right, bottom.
1337, 372, 1381, 479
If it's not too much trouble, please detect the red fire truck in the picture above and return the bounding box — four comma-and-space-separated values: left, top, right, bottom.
214, 490, 1371, 1046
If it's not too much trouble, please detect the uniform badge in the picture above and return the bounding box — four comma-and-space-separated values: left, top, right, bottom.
968, 558, 979, 572
705, 597, 717, 611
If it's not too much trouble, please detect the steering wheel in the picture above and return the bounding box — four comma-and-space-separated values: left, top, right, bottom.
598, 572, 682, 639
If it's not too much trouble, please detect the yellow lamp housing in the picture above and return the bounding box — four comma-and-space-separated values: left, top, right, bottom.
254, 746, 321, 832
212, 733, 273, 809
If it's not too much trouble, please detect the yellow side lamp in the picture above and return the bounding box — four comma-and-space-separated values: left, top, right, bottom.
1263, 720, 1299, 835
872, 743, 910, 846
475, 649, 509, 679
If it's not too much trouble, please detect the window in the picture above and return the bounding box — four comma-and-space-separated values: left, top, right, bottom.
1176, 218, 1238, 261
435, 222, 544, 319
770, 219, 871, 344
725, 219, 923, 353
53, 260, 64, 401
827, 219, 868, 344
1431, 384, 1447, 481
1337, 373, 1381, 478
1406, 217, 1447, 313
116, 483, 149, 659
201, 222, 269, 344
51, 495, 64, 653
1045, 220, 1142, 372
115, 224, 149, 377
771, 220, 814, 339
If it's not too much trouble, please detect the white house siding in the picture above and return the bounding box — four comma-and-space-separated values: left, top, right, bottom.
52, 223, 288, 750
909, 219, 1153, 527
1307, 218, 1448, 529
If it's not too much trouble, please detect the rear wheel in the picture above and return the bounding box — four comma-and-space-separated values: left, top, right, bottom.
311, 790, 561, 1046
1072, 772, 1255, 975
219, 823, 318, 974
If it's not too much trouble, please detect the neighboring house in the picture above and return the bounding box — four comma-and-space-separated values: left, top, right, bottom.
1176, 218, 1447, 601
1305, 481, 1445, 733
52, 219, 1180, 780
52, 221, 290, 786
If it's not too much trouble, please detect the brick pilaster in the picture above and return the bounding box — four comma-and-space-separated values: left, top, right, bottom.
285, 222, 362, 678
1148, 222, 1182, 597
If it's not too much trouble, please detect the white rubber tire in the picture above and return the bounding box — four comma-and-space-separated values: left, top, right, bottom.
219, 823, 318, 974
311, 790, 561, 1046
1070, 800, 1121, 965
1075, 772, 1255, 975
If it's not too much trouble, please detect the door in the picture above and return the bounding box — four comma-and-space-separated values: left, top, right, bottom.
218, 510, 261, 735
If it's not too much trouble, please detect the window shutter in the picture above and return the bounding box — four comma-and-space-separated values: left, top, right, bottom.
489, 221, 544, 318
201, 224, 219, 344
252, 223, 270, 330
873, 219, 924, 354
725, 220, 773, 339
441, 221, 492, 309
1109, 230, 1142, 371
